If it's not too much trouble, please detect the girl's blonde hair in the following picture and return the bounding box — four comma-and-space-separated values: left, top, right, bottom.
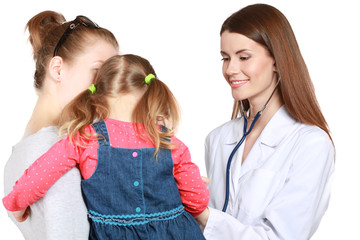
59, 54, 180, 156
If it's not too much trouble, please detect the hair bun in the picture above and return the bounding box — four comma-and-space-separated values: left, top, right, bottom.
26, 11, 65, 59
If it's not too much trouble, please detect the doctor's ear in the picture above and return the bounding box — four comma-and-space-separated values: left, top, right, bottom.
273, 62, 277, 72
48, 56, 64, 82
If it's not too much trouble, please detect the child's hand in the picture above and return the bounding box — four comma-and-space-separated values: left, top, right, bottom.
12, 207, 30, 222
195, 207, 210, 229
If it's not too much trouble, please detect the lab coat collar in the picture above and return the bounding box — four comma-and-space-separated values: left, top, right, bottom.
224, 117, 245, 145
224, 105, 297, 147
259, 105, 297, 148
224, 105, 298, 178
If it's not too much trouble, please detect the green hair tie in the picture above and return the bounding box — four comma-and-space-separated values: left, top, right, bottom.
145, 74, 155, 85
88, 84, 96, 94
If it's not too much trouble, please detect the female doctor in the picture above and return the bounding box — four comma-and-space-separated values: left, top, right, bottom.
196, 4, 335, 240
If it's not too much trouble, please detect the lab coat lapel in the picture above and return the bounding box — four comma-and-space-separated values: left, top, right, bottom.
223, 117, 246, 198
224, 117, 245, 146
239, 106, 296, 178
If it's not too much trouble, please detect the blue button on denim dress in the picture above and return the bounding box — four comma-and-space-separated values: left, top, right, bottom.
81, 121, 205, 239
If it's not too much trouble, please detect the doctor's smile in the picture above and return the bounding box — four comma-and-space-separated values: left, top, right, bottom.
229, 79, 249, 88
195, 4, 335, 239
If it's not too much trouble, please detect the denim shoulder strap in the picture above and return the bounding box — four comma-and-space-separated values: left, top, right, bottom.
92, 120, 110, 146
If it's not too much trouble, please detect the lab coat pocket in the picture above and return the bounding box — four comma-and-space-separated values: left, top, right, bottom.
238, 168, 280, 223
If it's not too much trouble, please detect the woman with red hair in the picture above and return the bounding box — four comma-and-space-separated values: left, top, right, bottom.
197, 4, 335, 239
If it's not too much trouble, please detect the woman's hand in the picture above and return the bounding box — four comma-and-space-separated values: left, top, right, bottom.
201, 176, 210, 186
12, 207, 30, 222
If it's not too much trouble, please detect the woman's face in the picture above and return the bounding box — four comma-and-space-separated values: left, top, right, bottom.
57, 39, 118, 108
221, 31, 277, 106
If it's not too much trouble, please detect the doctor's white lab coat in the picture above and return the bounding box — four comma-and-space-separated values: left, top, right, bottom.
204, 106, 334, 240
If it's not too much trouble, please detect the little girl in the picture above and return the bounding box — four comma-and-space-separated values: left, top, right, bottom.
3, 54, 209, 239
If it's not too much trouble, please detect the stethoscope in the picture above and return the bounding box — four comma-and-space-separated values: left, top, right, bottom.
222, 79, 280, 212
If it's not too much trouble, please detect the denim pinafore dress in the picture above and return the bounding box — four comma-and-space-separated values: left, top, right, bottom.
81, 121, 205, 239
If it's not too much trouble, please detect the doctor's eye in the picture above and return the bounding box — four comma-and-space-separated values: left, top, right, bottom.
221, 57, 230, 61
240, 56, 250, 61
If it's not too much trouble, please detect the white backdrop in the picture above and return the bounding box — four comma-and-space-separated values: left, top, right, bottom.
0, 0, 359, 238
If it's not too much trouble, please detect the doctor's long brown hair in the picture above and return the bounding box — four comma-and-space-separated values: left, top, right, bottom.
58, 54, 180, 155
221, 4, 332, 140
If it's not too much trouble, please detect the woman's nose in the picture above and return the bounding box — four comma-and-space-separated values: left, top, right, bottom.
226, 59, 241, 76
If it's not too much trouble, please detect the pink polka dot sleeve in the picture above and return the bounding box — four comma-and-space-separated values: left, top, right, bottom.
2, 129, 96, 211
171, 136, 209, 217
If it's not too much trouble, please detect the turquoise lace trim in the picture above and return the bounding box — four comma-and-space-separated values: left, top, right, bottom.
88, 205, 185, 226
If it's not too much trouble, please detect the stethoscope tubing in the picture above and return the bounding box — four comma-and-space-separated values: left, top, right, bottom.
221, 79, 280, 212
222, 111, 261, 212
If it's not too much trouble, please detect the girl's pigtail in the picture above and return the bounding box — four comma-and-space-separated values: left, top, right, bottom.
58, 85, 109, 147
58, 56, 123, 146
133, 76, 180, 157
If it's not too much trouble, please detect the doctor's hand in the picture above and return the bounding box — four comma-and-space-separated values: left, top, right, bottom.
12, 207, 30, 222
201, 176, 210, 187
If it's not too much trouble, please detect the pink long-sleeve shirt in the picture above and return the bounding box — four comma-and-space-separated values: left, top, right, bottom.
3, 119, 209, 217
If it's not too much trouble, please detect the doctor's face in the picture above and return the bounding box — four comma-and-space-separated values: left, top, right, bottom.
221, 31, 277, 105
